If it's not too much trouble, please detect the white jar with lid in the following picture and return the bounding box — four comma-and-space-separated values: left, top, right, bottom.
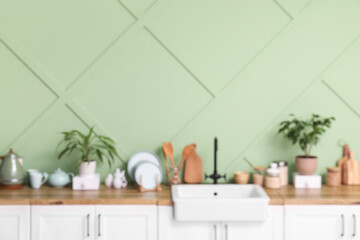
267, 163, 280, 176
265, 163, 281, 189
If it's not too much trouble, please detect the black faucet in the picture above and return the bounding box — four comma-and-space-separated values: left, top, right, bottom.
205, 137, 226, 184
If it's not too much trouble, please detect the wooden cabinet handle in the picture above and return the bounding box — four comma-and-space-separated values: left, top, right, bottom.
341, 214, 345, 237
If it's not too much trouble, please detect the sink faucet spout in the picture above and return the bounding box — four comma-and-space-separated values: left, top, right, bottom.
205, 137, 226, 184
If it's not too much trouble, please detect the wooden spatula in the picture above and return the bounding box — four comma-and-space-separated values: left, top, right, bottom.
178, 144, 195, 172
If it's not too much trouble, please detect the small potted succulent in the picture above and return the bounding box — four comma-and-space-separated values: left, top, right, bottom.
57, 127, 124, 175
278, 114, 335, 175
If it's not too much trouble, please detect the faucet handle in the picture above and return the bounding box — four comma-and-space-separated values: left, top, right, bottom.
205, 173, 210, 180
221, 173, 226, 180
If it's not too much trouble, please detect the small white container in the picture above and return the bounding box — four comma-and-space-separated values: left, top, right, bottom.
293, 172, 321, 189
72, 174, 100, 190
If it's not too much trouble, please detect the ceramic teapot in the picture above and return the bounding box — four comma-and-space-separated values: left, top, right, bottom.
0, 149, 25, 188
48, 168, 74, 187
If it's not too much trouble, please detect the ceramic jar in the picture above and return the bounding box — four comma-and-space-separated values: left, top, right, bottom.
326, 167, 341, 187
278, 161, 288, 186
265, 163, 281, 189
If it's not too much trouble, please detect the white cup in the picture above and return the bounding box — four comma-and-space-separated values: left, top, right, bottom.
27, 169, 39, 185
30, 172, 48, 189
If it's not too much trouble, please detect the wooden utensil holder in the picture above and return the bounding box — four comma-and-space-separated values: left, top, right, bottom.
234, 172, 250, 184
135, 174, 162, 193
253, 174, 265, 186
326, 167, 341, 187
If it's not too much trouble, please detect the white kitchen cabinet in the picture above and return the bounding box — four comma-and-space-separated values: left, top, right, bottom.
158, 206, 282, 240
224, 206, 283, 240
285, 205, 348, 240
95, 205, 157, 240
31, 205, 95, 240
32, 205, 157, 240
158, 206, 216, 240
0, 205, 30, 240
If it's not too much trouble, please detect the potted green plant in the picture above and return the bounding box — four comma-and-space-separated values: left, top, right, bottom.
57, 127, 124, 175
278, 114, 335, 175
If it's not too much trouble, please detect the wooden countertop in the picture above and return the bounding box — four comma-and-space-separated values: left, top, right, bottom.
0, 184, 360, 205
0, 185, 170, 205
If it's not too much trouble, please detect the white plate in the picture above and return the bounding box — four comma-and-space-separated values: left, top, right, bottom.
135, 162, 162, 189
127, 151, 160, 180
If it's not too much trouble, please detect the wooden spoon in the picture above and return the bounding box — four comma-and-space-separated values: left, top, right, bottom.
162, 143, 171, 182
178, 144, 195, 172
163, 142, 176, 169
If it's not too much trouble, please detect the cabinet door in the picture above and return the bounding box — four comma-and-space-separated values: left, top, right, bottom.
285, 205, 347, 240
224, 206, 283, 240
0, 205, 30, 240
158, 206, 217, 240
96, 205, 157, 240
32, 205, 95, 240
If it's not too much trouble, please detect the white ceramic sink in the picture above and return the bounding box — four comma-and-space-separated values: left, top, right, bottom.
171, 184, 270, 222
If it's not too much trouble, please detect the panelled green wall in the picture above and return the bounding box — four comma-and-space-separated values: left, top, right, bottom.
1, 0, 360, 182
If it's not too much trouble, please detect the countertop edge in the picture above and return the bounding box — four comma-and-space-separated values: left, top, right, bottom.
1, 184, 360, 206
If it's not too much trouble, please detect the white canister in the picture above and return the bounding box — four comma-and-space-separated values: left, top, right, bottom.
278, 161, 288, 186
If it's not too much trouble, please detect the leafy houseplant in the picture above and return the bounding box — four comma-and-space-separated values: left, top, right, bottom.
57, 127, 124, 175
278, 114, 335, 175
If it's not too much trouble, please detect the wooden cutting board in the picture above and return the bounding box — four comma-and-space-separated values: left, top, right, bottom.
342, 151, 360, 185
338, 144, 350, 184
184, 144, 203, 184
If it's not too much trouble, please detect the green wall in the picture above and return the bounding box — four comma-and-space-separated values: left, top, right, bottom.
1, 0, 360, 183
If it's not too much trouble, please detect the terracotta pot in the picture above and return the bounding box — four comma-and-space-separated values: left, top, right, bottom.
296, 156, 317, 175
79, 161, 96, 176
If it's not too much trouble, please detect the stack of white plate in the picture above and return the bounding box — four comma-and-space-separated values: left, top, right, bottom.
127, 151, 162, 190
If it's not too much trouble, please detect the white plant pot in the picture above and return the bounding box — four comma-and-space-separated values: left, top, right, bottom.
79, 161, 96, 176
